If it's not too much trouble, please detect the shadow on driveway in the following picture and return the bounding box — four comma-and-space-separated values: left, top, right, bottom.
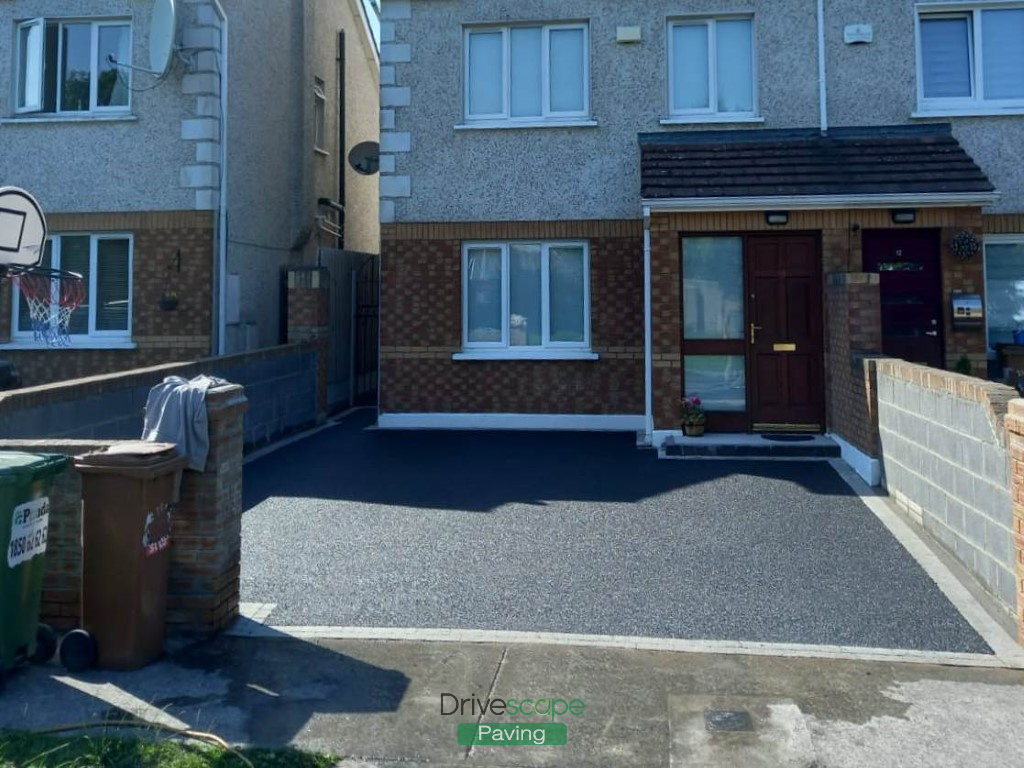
244, 410, 853, 513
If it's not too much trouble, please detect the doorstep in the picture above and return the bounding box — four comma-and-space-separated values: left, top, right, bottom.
660, 433, 840, 459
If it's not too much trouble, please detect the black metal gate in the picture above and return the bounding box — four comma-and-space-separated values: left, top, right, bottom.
318, 249, 378, 410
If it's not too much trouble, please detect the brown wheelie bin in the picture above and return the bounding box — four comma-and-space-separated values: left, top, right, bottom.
64, 442, 188, 671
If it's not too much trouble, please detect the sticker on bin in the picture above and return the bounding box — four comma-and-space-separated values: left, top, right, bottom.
7, 497, 49, 568
142, 502, 173, 557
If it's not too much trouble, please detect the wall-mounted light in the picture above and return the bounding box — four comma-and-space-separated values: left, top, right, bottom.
890, 208, 916, 224
765, 211, 789, 226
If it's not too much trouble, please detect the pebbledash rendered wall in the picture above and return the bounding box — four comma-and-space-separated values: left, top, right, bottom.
876, 361, 1018, 621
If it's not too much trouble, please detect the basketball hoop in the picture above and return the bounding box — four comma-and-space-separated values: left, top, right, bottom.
5, 265, 85, 348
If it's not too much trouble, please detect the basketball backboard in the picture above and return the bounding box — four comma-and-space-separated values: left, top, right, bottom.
0, 187, 47, 270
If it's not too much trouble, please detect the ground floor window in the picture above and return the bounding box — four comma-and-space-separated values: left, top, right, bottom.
12, 233, 132, 342
681, 237, 746, 411
462, 241, 589, 352
984, 236, 1024, 353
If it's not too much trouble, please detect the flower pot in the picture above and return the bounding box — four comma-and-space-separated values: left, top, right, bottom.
683, 424, 705, 437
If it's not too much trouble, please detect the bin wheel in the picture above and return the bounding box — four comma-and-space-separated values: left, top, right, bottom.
59, 630, 96, 673
29, 624, 58, 664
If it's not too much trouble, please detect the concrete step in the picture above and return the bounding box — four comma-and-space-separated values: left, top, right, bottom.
661, 433, 840, 459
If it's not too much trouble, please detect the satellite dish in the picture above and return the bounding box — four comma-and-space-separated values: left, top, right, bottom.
0, 187, 47, 270
149, 0, 177, 76
348, 141, 380, 176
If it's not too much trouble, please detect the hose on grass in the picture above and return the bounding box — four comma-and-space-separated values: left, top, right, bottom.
25, 719, 255, 768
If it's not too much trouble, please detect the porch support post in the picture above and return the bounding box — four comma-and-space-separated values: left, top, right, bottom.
643, 205, 654, 446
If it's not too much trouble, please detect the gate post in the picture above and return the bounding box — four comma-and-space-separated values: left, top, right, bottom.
287, 266, 330, 420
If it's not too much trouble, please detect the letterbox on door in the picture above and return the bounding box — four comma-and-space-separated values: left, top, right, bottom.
951, 293, 984, 329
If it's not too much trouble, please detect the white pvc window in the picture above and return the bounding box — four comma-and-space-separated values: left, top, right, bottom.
669, 17, 755, 117
13, 234, 133, 341
465, 24, 589, 122
14, 18, 131, 115
463, 242, 590, 350
984, 236, 1024, 353
918, 5, 1024, 110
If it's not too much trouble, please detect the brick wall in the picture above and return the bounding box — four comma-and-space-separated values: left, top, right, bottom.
0, 385, 248, 637
0, 211, 214, 386
0, 344, 316, 451
1002, 400, 1024, 642
877, 360, 1017, 621
825, 273, 882, 456
287, 267, 330, 417
379, 221, 645, 415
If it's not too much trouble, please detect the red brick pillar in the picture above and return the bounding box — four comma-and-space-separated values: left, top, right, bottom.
1004, 400, 1024, 644
167, 384, 248, 635
825, 272, 882, 455
650, 227, 682, 430
287, 266, 329, 419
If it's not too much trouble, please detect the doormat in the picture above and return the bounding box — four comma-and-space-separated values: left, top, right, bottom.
760, 434, 815, 442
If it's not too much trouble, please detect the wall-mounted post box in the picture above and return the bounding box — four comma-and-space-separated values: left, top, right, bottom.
951, 293, 984, 329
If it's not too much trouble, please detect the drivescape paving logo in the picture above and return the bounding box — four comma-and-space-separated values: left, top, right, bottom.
441, 692, 584, 746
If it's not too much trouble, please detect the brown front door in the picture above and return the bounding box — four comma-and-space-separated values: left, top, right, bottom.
746, 235, 824, 431
862, 230, 944, 368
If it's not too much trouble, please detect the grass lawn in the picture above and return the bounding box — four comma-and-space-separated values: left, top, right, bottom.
0, 732, 338, 768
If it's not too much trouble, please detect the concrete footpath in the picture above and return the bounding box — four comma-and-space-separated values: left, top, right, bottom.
3, 631, 1024, 767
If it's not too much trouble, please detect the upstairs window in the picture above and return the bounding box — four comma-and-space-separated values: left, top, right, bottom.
669, 17, 755, 118
16, 18, 131, 115
464, 23, 589, 123
918, 5, 1024, 111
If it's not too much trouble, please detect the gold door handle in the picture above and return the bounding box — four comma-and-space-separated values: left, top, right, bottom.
750, 324, 762, 344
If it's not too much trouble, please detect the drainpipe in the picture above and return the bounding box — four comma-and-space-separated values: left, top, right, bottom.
211, 0, 229, 355
817, 0, 828, 135
643, 205, 653, 447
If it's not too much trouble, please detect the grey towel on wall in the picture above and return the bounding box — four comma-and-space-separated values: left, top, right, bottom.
142, 375, 229, 471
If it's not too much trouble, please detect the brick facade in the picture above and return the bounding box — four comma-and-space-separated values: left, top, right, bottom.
380, 221, 645, 415
287, 267, 330, 417
0, 211, 214, 387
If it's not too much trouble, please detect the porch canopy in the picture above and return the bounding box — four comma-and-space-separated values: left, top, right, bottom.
639, 123, 996, 211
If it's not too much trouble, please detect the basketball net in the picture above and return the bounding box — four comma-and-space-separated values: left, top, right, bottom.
9, 268, 85, 348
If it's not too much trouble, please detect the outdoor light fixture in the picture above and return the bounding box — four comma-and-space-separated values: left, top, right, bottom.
891, 208, 917, 224
765, 211, 789, 226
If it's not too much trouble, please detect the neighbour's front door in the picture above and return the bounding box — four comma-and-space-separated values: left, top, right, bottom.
862, 230, 944, 368
745, 235, 824, 431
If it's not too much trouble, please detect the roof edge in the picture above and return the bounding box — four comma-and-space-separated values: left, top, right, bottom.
641, 191, 1000, 212
638, 123, 954, 147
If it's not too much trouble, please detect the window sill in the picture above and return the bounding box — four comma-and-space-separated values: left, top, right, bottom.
1, 339, 137, 351
0, 113, 137, 125
453, 349, 599, 361
455, 119, 599, 131
912, 106, 1024, 118
659, 115, 764, 126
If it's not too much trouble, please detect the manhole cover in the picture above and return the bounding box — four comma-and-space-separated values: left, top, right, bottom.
704, 709, 754, 732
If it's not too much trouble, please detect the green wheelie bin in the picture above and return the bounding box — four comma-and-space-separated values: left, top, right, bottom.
0, 452, 69, 690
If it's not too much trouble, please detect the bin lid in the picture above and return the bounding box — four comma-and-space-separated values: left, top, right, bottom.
0, 452, 69, 486
74, 441, 187, 476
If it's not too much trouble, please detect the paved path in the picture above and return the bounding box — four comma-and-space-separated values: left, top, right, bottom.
240, 412, 988, 653
4, 634, 1023, 766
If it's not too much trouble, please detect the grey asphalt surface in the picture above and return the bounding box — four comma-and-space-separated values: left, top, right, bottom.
240, 410, 989, 654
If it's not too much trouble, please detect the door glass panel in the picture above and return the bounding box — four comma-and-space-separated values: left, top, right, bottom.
682, 237, 744, 339
509, 244, 541, 346
985, 242, 1024, 348
684, 355, 745, 412
878, 261, 924, 272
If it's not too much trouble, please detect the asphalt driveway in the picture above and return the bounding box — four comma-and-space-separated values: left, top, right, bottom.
240, 410, 989, 654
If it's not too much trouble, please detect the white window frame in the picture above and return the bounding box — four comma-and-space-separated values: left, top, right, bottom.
12, 17, 132, 116
463, 23, 590, 125
915, 2, 1024, 115
983, 234, 1024, 356
667, 15, 758, 120
11, 233, 134, 344
460, 241, 592, 357
313, 77, 328, 153
15, 18, 45, 113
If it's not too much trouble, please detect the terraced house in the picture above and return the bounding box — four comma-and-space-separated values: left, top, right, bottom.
377, 0, 1024, 473
0, 0, 380, 386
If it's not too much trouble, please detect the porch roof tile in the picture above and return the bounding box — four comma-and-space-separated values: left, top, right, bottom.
638, 123, 994, 201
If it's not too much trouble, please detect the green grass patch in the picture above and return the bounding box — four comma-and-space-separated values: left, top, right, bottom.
0, 732, 338, 768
